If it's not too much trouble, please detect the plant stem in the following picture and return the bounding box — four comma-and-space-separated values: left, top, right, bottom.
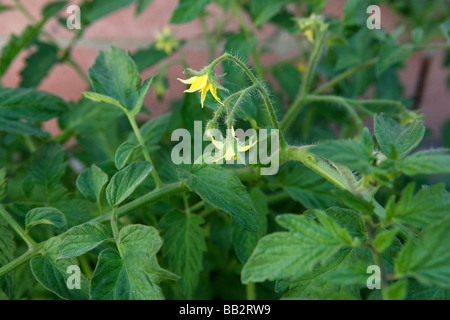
0, 205, 37, 249
110, 206, 125, 257
0, 183, 187, 278
92, 182, 187, 224
230, 0, 263, 79
127, 114, 163, 188
281, 26, 328, 132
284, 146, 352, 191
246, 282, 257, 300
364, 218, 389, 290
0, 243, 44, 278
313, 58, 378, 95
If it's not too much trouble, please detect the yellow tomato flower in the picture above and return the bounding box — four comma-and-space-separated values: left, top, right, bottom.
155, 26, 179, 55
178, 74, 222, 108
210, 127, 257, 162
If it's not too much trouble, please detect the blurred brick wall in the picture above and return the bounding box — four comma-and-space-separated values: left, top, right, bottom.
0, 0, 449, 142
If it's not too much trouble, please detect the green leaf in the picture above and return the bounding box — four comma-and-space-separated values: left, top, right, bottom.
81, 0, 134, 24
115, 141, 140, 170
76, 164, 109, 203
311, 140, 374, 173
20, 42, 59, 88
395, 218, 450, 288
440, 19, 450, 42
0, 22, 45, 76
178, 166, 259, 232
387, 183, 450, 228
232, 188, 268, 264
374, 114, 425, 159
25, 207, 66, 230
376, 43, 412, 77
383, 280, 408, 300
0, 168, 6, 201
132, 43, 170, 72
86, 46, 151, 116
106, 161, 152, 207
373, 229, 398, 253
26, 142, 66, 191
128, 113, 171, 151
58, 223, 112, 259
0, 87, 67, 121
250, 0, 290, 26
241, 212, 353, 283
58, 98, 123, 134
170, 0, 210, 24
30, 237, 90, 300
396, 149, 450, 175
159, 210, 206, 298
136, 0, 153, 14
90, 225, 177, 300
81, 92, 127, 113
0, 117, 50, 137
278, 163, 339, 210
273, 64, 302, 102
0, 221, 15, 297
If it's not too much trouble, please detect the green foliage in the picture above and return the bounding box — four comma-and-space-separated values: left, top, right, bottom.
0, 0, 449, 301
178, 165, 259, 232
106, 161, 152, 207
159, 210, 206, 298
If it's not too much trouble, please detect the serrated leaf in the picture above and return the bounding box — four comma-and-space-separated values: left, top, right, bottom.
30, 237, 89, 300
0, 22, 45, 76
90, 225, 176, 300
20, 42, 59, 88
232, 188, 268, 264
25, 207, 66, 230
26, 142, 66, 192
387, 183, 450, 228
376, 43, 412, 77
0, 116, 50, 137
374, 114, 425, 159
241, 212, 353, 283
396, 149, 450, 175
106, 161, 152, 207
178, 166, 259, 232
170, 0, 210, 24
76, 164, 109, 203
0, 221, 15, 297
395, 218, 450, 288
311, 140, 374, 173
58, 223, 112, 259
159, 210, 206, 298
0, 87, 67, 121
86, 46, 151, 116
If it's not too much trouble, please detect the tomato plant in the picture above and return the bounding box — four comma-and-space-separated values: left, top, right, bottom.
0, 0, 450, 300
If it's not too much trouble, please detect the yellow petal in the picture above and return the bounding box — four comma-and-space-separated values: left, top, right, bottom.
209, 85, 222, 104
178, 77, 196, 85
211, 136, 224, 150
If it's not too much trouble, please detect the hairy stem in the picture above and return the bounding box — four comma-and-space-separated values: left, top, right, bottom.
281, 26, 328, 132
